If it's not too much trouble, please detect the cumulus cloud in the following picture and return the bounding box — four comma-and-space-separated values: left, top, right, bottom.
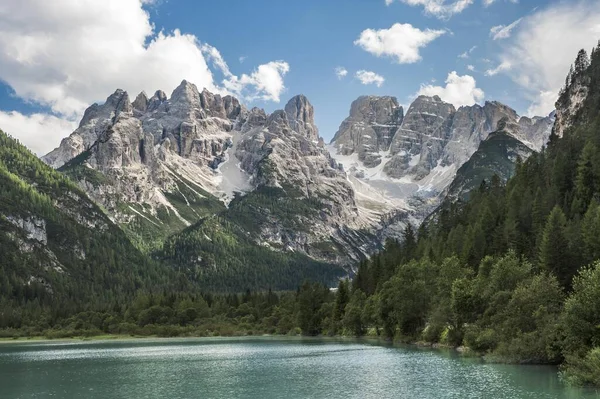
490, 18, 522, 40
335, 67, 349, 79
223, 62, 290, 102
0, 111, 77, 155
467, 65, 475, 71
386, 0, 474, 19
355, 23, 446, 63
0, 0, 290, 153
355, 71, 385, 87
417, 71, 484, 107
486, 1, 600, 116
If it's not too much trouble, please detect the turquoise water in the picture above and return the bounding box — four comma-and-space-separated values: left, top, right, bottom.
0, 337, 598, 398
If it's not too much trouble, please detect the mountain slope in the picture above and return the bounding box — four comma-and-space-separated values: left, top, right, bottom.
328, 95, 554, 234
42, 84, 379, 289
445, 124, 534, 201
0, 130, 175, 325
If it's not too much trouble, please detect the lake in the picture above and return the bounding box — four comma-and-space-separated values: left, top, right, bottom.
0, 337, 598, 398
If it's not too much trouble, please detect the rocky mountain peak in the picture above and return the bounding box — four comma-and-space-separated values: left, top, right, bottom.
496, 116, 520, 134
406, 95, 455, 116
242, 107, 267, 132
347, 95, 403, 126
114, 90, 133, 117
132, 91, 149, 113
267, 109, 291, 133
284, 95, 318, 140
171, 79, 201, 106
147, 90, 167, 113
330, 95, 404, 167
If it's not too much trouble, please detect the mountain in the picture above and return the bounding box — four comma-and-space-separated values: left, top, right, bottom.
41, 78, 554, 287
42, 83, 383, 289
328, 94, 554, 231
0, 130, 175, 324
327, 45, 600, 386
445, 119, 535, 201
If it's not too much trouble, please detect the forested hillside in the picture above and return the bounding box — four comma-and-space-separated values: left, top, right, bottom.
0, 130, 186, 329
319, 44, 600, 386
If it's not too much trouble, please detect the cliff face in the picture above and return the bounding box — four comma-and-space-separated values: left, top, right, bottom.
43, 83, 380, 267
328, 95, 554, 236
42, 80, 555, 275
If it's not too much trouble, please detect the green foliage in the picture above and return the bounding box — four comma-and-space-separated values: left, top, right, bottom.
0, 129, 188, 330
160, 216, 344, 292
539, 206, 573, 287
318, 43, 600, 385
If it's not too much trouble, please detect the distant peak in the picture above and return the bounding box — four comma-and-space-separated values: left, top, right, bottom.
284, 95, 319, 140
132, 91, 149, 113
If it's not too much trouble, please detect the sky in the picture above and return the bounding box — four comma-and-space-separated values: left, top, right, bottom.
1, 0, 600, 155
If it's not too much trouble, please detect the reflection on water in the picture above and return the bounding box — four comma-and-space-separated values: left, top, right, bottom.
0, 337, 598, 399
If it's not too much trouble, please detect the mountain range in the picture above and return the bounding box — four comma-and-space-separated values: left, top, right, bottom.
1, 79, 555, 293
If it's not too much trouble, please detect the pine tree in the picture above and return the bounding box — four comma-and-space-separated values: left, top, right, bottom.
575, 49, 590, 77
403, 223, 417, 261
581, 201, 600, 265
573, 142, 597, 215
331, 279, 350, 334
539, 206, 573, 288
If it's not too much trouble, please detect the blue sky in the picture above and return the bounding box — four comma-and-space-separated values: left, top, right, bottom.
1, 0, 599, 154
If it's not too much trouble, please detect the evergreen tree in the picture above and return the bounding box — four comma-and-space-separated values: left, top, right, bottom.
403, 223, 417, 261
331, 279, 350, 334
539, 206, 573, 288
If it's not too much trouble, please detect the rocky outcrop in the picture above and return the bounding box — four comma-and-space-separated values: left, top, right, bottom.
233, 95, 378, 264
385, 95, 455, 179
44, 86, 380, 267
517, 114, 555, 150
43, 89, 133, 168
284, 94, 319, 141
331, 95, 553, 185
554, 53, 591, 138
445, 127, 534, 201
331, 96, 403, 167
328, 94, 554, 238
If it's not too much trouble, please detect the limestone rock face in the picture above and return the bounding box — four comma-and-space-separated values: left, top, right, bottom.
517, 114, 555, 150
284, 95, 319, 141
331, 96, 403, 167
233, 96, 379, 264
554, 70, 590, 138
385, 95, 455, 179
132, 92, 149, 114
43, 89, 132, 168
43, 84, 380, 267
328, 94, 555, 239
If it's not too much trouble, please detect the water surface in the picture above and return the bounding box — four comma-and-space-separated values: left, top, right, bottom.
0, 337, 598, 398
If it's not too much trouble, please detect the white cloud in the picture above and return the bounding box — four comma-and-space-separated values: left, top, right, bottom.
487, 1, 600, 116
335, 67, 349, 79
239, 56, 247, 63
485, 61, 512, 76
467, 64, 475, 71
0, 111, 77, 155
223, 61, 290, 102
417, 71, 484, 107
355, 23, 446, 63
527, 90, 558, 117
458, 45, 477, 59
490, 18, 522, 40
355, 70, 385, 87
0, 0, 290, 153
386, 0, 474, 19
483, 0, 518, 6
